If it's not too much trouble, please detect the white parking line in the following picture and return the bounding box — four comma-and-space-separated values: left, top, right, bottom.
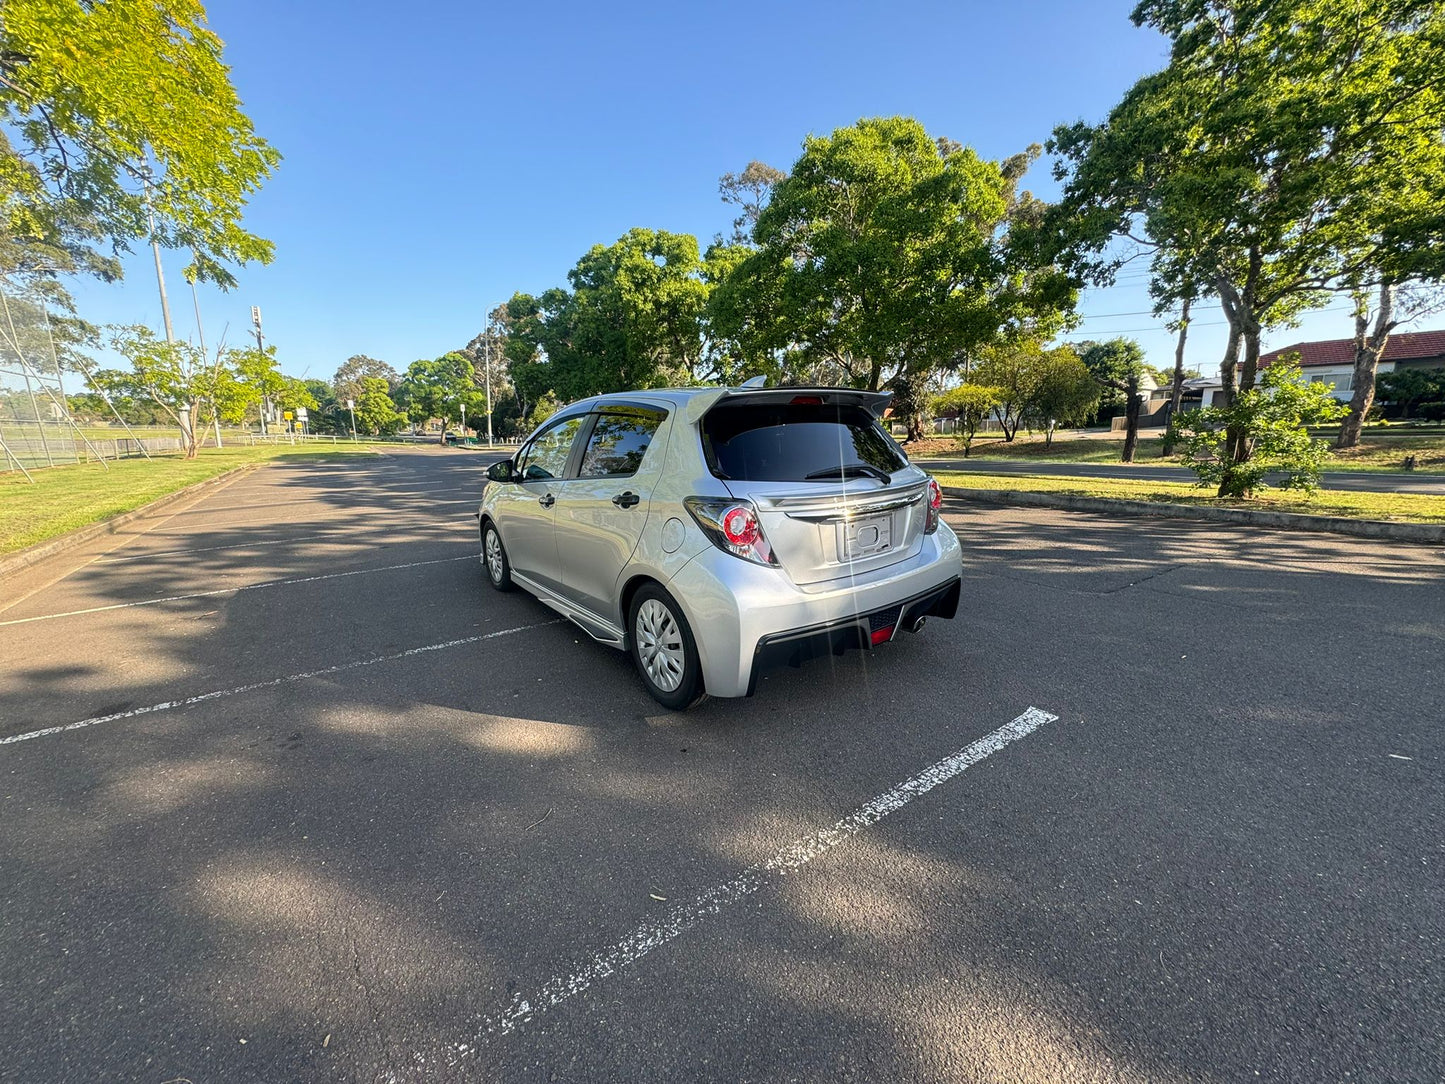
0, 554, 475, 627
97, 528, 465, 563
451, 705, 1058, 1053
0, 620, 563, 747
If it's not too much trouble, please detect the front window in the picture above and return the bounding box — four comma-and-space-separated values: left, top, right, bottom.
517, 416, 583, 481
701, 402, 907, 482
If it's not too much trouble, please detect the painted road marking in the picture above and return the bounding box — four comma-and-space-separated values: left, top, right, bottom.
96, 528, 464, 564
0, 555, 475, 628
0, 620, 563, 747
451, 705, 1058, 1053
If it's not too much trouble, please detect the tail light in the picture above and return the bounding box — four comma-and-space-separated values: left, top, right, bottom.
684, 497, 778, 566
924, 477, 943, 534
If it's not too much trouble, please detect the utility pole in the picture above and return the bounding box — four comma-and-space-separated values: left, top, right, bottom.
347, 397, 357, 441
252, 305, 269, 435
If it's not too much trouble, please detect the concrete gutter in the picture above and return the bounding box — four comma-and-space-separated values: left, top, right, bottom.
0, 464, 259, 581
943, 486, 1445, 545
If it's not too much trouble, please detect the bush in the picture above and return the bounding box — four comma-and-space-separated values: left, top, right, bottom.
1421, 401, 1445, 424
1177, 361, 1349, 496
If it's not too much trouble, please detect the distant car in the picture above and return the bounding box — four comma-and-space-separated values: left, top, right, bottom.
477, 384, 962, 709
443, 430, 460, 444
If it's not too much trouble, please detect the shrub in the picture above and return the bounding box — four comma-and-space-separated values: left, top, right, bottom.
1177, 361, 1348, 496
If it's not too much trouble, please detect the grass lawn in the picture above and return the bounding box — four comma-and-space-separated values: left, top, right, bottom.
910, 429, 1445, 473
934, 469, 1445, 525
0, 445, 381, 556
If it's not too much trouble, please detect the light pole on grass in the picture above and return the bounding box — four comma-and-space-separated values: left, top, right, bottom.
347, 398, 356, 441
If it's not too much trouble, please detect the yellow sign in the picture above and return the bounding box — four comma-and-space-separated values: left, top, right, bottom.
283, 410, 294, 420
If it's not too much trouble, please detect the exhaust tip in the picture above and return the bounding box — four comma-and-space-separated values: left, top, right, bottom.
910, 616, 927, 634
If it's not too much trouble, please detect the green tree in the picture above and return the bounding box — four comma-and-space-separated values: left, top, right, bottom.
332, 355, 399, 403
0, 0, 280, 287
1078, 338, 1149, 461
502, 290, 563, 422
353, 376, 404, 436
232, 345, 285, 432
973, 339, 1060, 442
397, 352, 478, 441
717, 160, 786, 245
1049, 0, 1445, 486
711, 117, 1073, 439
1177, 360, 1349, 496
504, 229, 712, 402
1026, 349, 1101, 447
104, 324, 230, 457
522, 392, 562, 433
931, 383, 1001, 457
1376, 367, 1445, 419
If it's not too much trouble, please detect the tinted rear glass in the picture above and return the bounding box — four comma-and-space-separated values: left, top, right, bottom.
702, 403, 907, 482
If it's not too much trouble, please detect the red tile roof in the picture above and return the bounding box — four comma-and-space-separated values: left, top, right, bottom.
1259, 329, 1445, 368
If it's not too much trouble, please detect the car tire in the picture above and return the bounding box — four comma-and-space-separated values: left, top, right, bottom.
481, 520, 514, 592
628, 583, 707, 710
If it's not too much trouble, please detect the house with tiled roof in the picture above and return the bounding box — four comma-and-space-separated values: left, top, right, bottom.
1253, 329, 1445, 400
1185, 329, 1445, 410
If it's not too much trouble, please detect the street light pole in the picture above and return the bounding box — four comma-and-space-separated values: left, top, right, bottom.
484, 327, 494, 447
144, 178, 175, 344
347, 398, 357, 441
251, 306, 269, 435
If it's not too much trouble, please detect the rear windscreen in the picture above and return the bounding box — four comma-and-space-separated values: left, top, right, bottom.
701, 403, 908, 482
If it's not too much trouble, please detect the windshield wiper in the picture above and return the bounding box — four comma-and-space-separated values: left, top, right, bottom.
804, 463, 892, 483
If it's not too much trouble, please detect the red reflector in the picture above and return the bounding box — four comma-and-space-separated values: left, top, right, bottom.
870, 627, 893, 645
790, 395, 824, 405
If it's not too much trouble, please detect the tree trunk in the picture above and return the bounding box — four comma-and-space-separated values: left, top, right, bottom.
181, 400, 200, 459
1214, 327, 1243, 497
1336, 282, 1396, 450
1161, 296, 1191, 456
1121, 378, 1141, 463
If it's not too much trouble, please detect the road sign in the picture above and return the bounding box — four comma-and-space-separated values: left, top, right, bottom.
296, 407, 308, 419
283, 410, 294, 421
345, 399, 354, 410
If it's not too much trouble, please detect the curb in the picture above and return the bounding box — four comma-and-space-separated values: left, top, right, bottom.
0, 464, 259, 581
942, 487, 1445, 545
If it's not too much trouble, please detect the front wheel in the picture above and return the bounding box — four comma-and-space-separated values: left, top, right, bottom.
481, 520, 514, 592
628, 584, 706, 710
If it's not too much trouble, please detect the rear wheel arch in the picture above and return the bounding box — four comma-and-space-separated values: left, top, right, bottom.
618, 573, 659, 640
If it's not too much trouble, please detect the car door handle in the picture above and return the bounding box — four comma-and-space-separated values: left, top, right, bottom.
611, 491, 641, 508
539, 493, 555, 508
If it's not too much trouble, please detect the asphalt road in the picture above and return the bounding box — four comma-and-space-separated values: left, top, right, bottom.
912, 456, 1445, 493
1, 446, 1441, 1083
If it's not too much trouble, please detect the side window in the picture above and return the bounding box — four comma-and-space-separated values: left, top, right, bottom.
578, 409, 666, 478
517, 417, 583, 481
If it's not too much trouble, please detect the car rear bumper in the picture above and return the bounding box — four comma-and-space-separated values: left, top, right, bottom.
664, 522, 963, 697
746, 576, 960, 695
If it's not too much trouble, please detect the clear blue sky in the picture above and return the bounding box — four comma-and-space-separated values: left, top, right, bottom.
68, 0, 1402, 382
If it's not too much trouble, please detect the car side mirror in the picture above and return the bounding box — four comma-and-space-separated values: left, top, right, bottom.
486, 459, 517, 483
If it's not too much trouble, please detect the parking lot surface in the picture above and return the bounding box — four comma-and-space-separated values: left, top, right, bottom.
1, 446, 1441, 1083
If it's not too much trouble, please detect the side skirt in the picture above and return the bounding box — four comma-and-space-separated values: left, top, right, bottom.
512, 571, 627, 649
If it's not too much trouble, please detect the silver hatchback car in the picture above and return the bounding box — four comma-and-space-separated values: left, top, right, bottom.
478, 384, 962, 709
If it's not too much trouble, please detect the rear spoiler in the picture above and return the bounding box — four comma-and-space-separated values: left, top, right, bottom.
682, 387, 893, 425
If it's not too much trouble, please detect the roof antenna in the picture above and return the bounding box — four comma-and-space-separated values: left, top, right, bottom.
738, 375, 766, 389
